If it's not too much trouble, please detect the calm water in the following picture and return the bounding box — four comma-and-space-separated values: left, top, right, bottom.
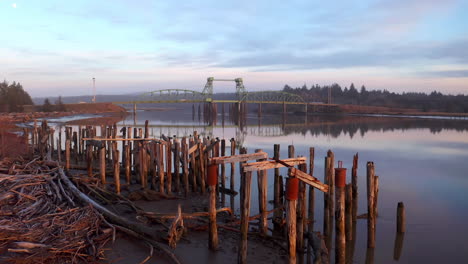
60, 108, 468, 263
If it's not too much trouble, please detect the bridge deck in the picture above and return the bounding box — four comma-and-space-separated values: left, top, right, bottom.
113, 100, 338, 106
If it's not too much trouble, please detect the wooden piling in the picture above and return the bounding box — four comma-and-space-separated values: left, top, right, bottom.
221, 139, 226, 205
238, 170, 252, 264
189, 137, 197, 192
374, 175, 379, 217
286, 177, 299, 264
125, 144, 131, 184
65, 139, 71, 171
208, 164, 219, 250
167, 139, 172, 193
198, 143, 206, 194
114, 150, 121, 194
256, 149, 268, 236
158, 143, 165, 194
367, 162, 376, 248
273, 144, 282, 234
174, 139, 181, 192
230, 138, 236, 210
397, 202, 405, 233
345, 184, 353, 241
308, 147, 315, 232
297, 163, 307, 257
87, 144, 93, 177
182, 138, 189, 196
335, 168, 347, 264
99, 147, 106, 184
352, 153, 358, 223
323, 156, 331, 248
327, 150, 335, 238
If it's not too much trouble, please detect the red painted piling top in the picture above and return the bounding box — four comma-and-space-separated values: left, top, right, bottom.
207, 164, 218, 186
286, 177, 299, 201
335, 168, 347, 188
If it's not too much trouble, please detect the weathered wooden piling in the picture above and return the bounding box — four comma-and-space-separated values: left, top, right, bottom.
255, 149, 268, 236
198, 142, 206, 194
238, 170, 252, 264
86, 143, 93, 177
208, 164, 219, 250
158, 143, 165, 194
99, 147, 106, 184
297, 163, 307, 257
230, 138, 236, 210
65, 139, 71, 171
166, 139, 172, 193
174, 139, 180, 192
345, 184, 353, 241
374, 175, 379, 217
397, 202, 405, 233
323, 156, 331, 248
273, 144, 282, 234
125, 145, 131, 184
182, 138, 189, 196
114, 149, 121, 194
335, 167, 347, 264
286, 177, 299, 264
352, 153, 358, 223
308, 147, 315, 233
220, 139, 226, 205
367, 162, 376, 248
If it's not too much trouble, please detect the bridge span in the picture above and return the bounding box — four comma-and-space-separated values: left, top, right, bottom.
110, 78, 339, 112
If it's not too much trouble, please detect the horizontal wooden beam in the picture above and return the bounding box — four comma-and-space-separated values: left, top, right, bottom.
211, 152, 268, 165
290, 167, 329, 193
242, 157, 306, 172
82, 137, 166, 143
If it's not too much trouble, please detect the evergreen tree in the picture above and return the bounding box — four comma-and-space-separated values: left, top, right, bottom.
42, 98, 52, 112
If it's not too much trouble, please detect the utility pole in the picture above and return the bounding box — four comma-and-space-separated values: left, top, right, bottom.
92, 77, 96, 103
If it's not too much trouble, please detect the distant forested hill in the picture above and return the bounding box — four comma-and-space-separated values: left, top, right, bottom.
283, 83, 468, 113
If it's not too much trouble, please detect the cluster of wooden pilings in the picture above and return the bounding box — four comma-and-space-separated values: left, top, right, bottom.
28, 119, 405, 264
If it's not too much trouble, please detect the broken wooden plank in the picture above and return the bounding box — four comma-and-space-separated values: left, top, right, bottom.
211, 152, 268, 165
242, 157, 306, 172
290, 167, 329, 193
188, 144, 198, 155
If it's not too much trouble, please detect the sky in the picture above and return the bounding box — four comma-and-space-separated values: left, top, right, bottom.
1, 0, 468, 97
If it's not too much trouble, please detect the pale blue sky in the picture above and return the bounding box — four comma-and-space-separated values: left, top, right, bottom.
1, 0, 467, 96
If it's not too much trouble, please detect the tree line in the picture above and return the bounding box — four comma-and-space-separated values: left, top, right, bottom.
0, 81, 33, 112
0, 80, 67, 112
283, 83, 468, 113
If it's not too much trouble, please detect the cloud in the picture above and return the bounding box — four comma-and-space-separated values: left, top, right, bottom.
216, 38, 468, 71
418, 70, 468, 78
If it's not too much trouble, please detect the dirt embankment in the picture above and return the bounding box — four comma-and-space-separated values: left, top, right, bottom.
24, 103, 126, 114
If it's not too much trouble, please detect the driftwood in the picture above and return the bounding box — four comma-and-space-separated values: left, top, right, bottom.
140, 207, 233, 220
57, 167, 182, 264
167, 204, 185, 249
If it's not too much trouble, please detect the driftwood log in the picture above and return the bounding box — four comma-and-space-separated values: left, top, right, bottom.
57, 167, 181, 264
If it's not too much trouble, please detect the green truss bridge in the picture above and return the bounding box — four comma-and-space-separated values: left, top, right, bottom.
112, 77, 338, 110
